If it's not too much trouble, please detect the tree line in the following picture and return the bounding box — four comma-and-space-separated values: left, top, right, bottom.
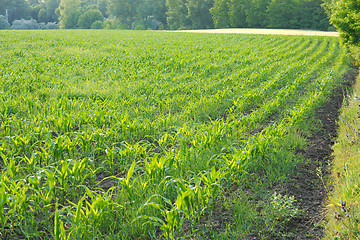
0, 0, 334, 30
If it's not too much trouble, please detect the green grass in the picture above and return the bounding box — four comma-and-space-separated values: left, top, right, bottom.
325, 58, 360, 239
0, 30, 350, 239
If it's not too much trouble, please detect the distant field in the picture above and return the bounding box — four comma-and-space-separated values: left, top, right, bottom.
179, 28, 339, 36
0, 30, 349, 239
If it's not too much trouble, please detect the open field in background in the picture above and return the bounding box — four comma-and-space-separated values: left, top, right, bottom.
0, 30, 351, 239
178, 28, 339, 36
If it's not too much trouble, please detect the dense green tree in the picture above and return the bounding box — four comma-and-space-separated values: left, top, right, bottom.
166, 0, 191, 29
330, 0, 360, 46
28, 0, 40, 6
58, 0, 81, 28
38, 8, 48, 22
0, 0, 31, 24
31, 4, 42, 21
97, 0, 109, 17
0, 14, 9, 29
298, 0, 329, 30
186, 0, 214, 29
78, 9, 103, 28
267, 0, 300, 28
108, 0, 139, 29
210, 0, 230, 28
246, 0, 270, 27
12, 18, 39, 29
81, 0, 98, 11
45, 0, 60, 22
267, 0, 329, 30
228, 0, 248, 27
136, 0, 167, 29
91, 20, 103, 28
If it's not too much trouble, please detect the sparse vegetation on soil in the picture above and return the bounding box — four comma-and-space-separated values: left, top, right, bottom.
325, 56, 360, 239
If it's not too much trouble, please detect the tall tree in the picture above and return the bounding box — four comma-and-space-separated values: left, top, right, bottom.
0, 0, 31, 24
228, 0, 248, 27
186, 0, 214, 29
330, 0, 360, 46
297, 0, 329, 30
45, 0, 60, 22
78, 9, 103, 28
136, 0, 167, 29
267, 0, 300, 28
245, 0, 270, 28
166, 0, 191, 29
0, 14, 10, 29
97, 0, 109, 17
58, 0, 81, 28
210, 0, 230, 28
108, 0, 139, 29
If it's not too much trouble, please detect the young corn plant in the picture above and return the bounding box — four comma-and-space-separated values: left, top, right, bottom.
119, 161, 137, 200
0, 183, 10, 232
66, 187, 122, 239
54, 202, 67, 240
137, 194, 181, 240
144, 155, 174, 182
200, 166, 225, 213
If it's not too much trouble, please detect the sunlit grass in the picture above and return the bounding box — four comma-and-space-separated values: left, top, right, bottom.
326, 71, 360, 239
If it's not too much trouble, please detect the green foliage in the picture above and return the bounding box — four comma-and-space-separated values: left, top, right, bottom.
267, 0, 300, 29
330, 0, 360, 46
45, 0, 60, 22
134, 24, 145, 30
136, 0, 167, 29
228, 0, 248, 27
166, 0, 192, 29
91, 20, 103, 29
11, 18, 39, 29
78, 9, 103, 29
103, 18, 129, 29
97, 0, 108, 17
268, 192, 299, 225
245, 0, 270, 27
186, 0, 214, 29
31, 5, 42, 21
211, 0, 330, 30
210, 0, 230, 28
58, 0, 81, 29
0, 0, 333, 30
38, 8, 48, 23
0, 14, 9, 29
107, 0, 139, 29
0, 0, 31, 24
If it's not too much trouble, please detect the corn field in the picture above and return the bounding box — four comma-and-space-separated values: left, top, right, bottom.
0, 30, 350, 239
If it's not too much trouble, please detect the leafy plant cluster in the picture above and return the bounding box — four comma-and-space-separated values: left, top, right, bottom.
0, 30, 350, 239
327, 0, 360, 46
11, 18, 59, 29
